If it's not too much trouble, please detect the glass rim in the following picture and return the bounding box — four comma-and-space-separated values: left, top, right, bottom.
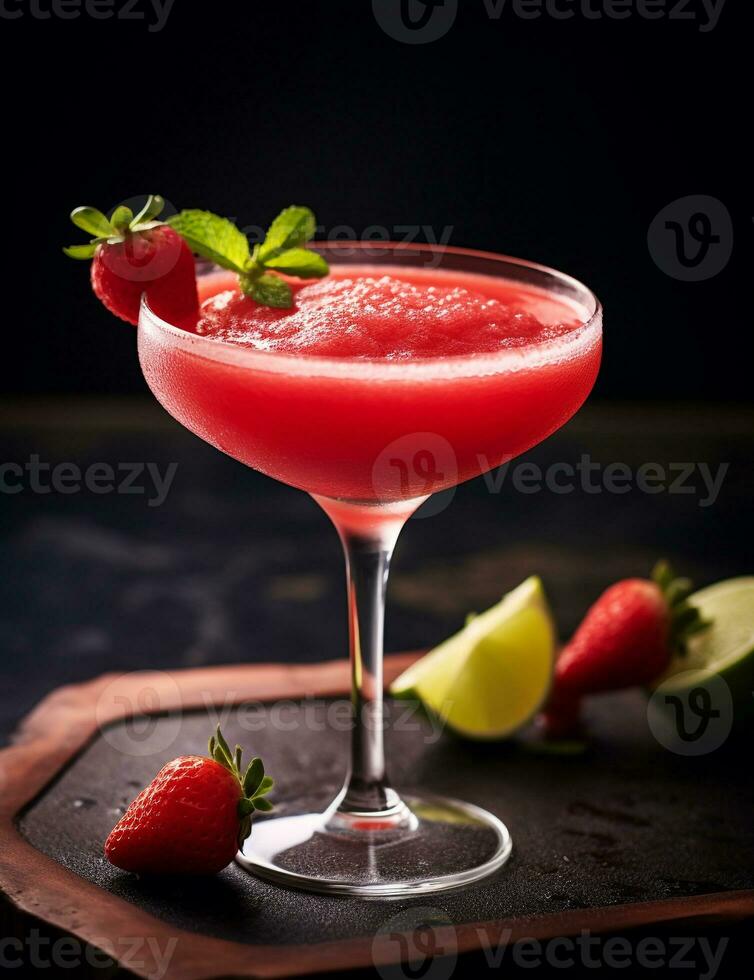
139, 241, 603, 381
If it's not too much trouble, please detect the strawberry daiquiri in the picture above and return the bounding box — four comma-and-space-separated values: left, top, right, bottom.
140, 265, 600, 503
66, 199, 603, 895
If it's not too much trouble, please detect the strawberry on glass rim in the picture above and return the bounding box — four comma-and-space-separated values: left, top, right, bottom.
64, 194, 329, 327
64, 195, 199, 327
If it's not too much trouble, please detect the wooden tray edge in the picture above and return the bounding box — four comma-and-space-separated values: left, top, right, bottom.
1, 657, 752, 980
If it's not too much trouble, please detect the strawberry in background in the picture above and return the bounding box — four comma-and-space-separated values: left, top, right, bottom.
541, 562, 709, 738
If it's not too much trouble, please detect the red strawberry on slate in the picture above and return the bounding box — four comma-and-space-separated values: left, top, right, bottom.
64, 195, 198, 327
105, 727, 273, 876
541, 562, 710, 738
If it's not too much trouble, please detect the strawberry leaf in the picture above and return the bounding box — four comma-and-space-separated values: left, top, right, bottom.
214, 725, 234, 761
238, 815, 252, 846
70, 206, 114, 239
652, 560, 674, 591
651, 560, 712, 655
243, 757, 264, 797
256, 776, 274, 795
132, 194, 165, 227
252, 797, 273, 812
110, 205, 134, 233
666, 577, 693, 607
213, 744, 233, 770
63, 243, 97, 260
238, 798, 255, 818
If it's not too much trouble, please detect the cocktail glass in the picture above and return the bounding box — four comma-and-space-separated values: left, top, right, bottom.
138, 242, 602, 896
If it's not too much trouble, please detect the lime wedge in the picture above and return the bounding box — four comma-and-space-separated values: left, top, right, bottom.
653, 576, 754, 714
390, 576, 556, 739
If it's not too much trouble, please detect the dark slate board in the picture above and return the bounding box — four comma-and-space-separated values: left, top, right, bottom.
18, 692, 754, 947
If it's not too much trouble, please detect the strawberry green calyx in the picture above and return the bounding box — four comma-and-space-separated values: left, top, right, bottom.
63, 194, 168, 259
651, 560, 711, 656
208, 726, 273, 846
167, 205, 329, 309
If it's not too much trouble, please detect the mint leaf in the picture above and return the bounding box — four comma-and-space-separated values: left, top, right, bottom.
244, 272, 293, 308
63, 242, 97, 260
258, 206, 316, 262
252, 797, 273, 812
168, 209, 250, 272
264, 247, 328, 278
70, 206, 113, 239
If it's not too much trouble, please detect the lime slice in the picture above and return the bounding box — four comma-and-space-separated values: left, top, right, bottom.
653, 576, 754, 714
390, 576, 555, 739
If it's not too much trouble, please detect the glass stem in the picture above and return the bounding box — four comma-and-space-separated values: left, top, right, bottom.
313, 496, 424, 824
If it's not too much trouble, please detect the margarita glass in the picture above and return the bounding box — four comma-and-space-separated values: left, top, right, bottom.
138, 242, 602, 896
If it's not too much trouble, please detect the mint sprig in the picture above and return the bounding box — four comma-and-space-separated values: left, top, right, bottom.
208, 726, 274, 845
167, 205, 327, 309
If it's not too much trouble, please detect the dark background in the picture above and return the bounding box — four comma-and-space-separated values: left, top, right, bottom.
1, 6, 752, 977
1, 0, 750, 401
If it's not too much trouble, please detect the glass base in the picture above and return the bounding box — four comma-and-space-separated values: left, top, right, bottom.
237, 793, 512, 897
